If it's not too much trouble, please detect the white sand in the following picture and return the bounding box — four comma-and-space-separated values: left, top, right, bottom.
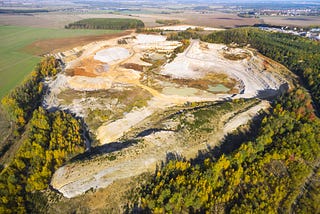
68, 76, 113, 91
94, 47, 130, 63
161, 58, 202, 79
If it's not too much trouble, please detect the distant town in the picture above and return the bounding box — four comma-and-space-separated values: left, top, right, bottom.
258, 26, 320, 41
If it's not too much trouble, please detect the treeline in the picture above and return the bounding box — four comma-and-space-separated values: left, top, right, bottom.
136, 28, 163, 34
130, 88, 320, 213
155, 19, 181, 26
0, 107, 84, 213
1, 57, 59, 128
65, 18, 145, 30
253, 24, 320, 31
0, 57, 85, 213
0, 9, 49, 14
166, 28, 202, 41
203, 28, 320, 108
168, 39, 190, 62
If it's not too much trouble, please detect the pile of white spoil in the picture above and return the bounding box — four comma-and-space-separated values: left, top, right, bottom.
135, 34, 167, 44
161, 59, 203, 79
94, 47, 130, 63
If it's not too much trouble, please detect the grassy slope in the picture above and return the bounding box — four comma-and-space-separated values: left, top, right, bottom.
0, 25, 120, 98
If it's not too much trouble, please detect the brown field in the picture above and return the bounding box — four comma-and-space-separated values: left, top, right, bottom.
23, 31, 132, 56
0, 12, 162, 29
0, 11, 262, 30
142, 11, 262, 28
261, 16, 320, 27
178, 12, 261, 28
1, 11, 319, 33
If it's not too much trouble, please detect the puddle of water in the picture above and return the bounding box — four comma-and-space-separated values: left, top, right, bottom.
207, 84, 230, 93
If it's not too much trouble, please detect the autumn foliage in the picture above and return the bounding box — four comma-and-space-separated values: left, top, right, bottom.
0, 57, 84, 213
131, 89, 320, 213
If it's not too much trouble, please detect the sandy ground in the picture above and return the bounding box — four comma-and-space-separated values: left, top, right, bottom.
94, 47, 130, 63
46, 32, 293, 198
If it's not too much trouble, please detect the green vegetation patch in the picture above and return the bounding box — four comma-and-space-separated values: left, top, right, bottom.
65, 18, 145, 30
156, 19, 181, 25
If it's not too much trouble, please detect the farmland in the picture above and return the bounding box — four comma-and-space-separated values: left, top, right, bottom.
261, 15, 320, 27
0, 25, 122, 98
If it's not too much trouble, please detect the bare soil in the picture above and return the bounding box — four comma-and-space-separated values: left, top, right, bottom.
143, 11, 262, 28
261, 15, 320, 27
23, 31, 132, 56
121, 63, 144, 71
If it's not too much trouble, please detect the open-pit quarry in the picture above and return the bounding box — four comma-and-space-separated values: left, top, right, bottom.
44, 30, 295, 199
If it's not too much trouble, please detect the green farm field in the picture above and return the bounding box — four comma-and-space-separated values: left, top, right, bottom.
0, 25, 122, 98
